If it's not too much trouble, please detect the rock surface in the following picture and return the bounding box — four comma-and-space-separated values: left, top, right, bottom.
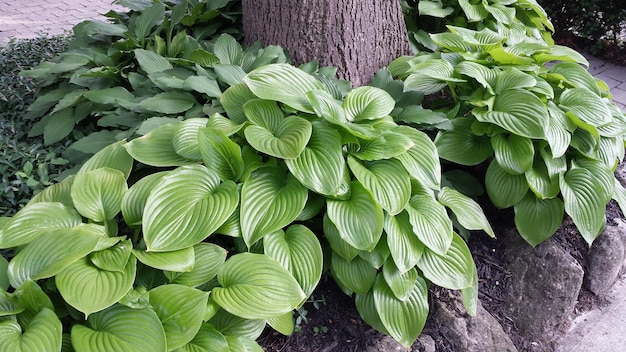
585, 223, 626, 295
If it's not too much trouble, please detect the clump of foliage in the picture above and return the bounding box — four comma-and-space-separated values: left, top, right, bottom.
395, 1, 626, 246
1, 35, 72, 216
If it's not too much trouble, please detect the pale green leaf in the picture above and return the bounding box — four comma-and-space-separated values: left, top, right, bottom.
77, 140, 134, 179
133, 247, 194, 272
172, 118, 209, 160
182, 75, 222, 98
323, 214, 360, 262
384, 212, 424, 273
244, 116, 312, 159
0, 257, 8, 290
417, 233, 475, 289
213, 34, 243, 65
199, 127, 244, 182
71, 167, 127, 222
125, 123, 199, 167
220, 83, 257, 124
267, 312, 295, 336
134, 49, 173, 74
438, 187, 495, 237
0, 308, 62, 352
435, 118, 493, 165
138, 91, 197, 114
382, 260, 419, 301
177, 323, 228, 352
165, 243, 227, 287
525, 157, 560, 199
208, 309, 266, 340
343, 86, 395, 121
352, 130, 414, 161
405, 194, 453, 256
121, 171, 169, 226
491, 134, 534, 175
90, 239, 133, 273
560, 168, 607, 244
394, 127, 441, 189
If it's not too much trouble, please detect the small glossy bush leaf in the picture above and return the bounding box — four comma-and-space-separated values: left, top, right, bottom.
514, 193, 564, 246
144, 165, 239, 251
560, 168, 607, 244
134, 49, 173, 74
485, 160, 529, 209
71, 167, 128, 222
382, 260, 419, 301
343, 86, 395, 121
212, 253, 306, 319
165, 243, 227, 287
8, 227, 100, 288
240, 167, 308, 247
435, 118, 493, 165
125, 123, 199, 167
405, 194, 453, 256
57, 256, 137, 316
491, 134, 534, 174
243, 63, 325, 113
417, 233, 475, 290
90, 240, 133, 273
71, 304, 166, 352
199, 127, 244, 182
384, 212, 424, 273
133, 247, 194, 272
122, 172, 169, 226
172, 118, 209, 160
264, 225, 323, 299
559, 88, 612, 127
0, 308, 62, 352
149, 285, 209, 350
438, 187, 495, 237
323, 214, 360, 261
394, 127, 441, 189
285, 121, 346, 196
327, 181, 384, 251
0, 202, 82, 248
373, 275, 428, 348
348, 157, 410, 215
331, 252, 377, 295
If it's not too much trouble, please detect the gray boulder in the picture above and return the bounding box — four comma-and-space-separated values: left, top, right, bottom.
585, 223, 626, 295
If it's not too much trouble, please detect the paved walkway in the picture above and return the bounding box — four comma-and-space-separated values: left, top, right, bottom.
1, 1, 626, 351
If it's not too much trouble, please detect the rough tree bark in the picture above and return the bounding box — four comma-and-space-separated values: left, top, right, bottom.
241, 0, 410, 87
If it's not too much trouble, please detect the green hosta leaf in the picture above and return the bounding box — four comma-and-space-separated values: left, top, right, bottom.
214, 34, 243, 65
285, 121, 346, 196
183, 75, 222, 98
0, 202, 82, 248
71, 304, 166, 352
438, 187, 495, 237
326, 181, 384, 251
546, 103, 573, 158
306, 89, 348, 124
525, 157, 560, 199
264, 225, 323, 299
456, 61, 495, 91
28, 176, 74, 207
417, 233, 475, 290
90, 240, 133, 273
373, 274, 428, 348
8, 227, 100, 288
57, 256, 137, 316
240, 166, 308, 247
348, 156, 410, 215
77, 140, 134, 179
331, 252, 377, 295
214, 64, 247, 86
382, 260, 419, 301
419, 0, 454, 17
177, 323, 229, 352
461, 262, 479, 316
435, 118, 493, 165
384, 212, 424, 273
0, 257, 8, 290
208, 309, 266, 340
71, 167, 127, 222
243, 63, 325, 113
165, 243, 227, 287
458, 0, 488, 22
514, 192, 564, 246
560, 88, 612, 127
242, 99, 284, 127
405, 194, 453, 256
133, 247, 194, 272
199, 127, 244, 182
125, 123, 199, 167
244, 116, 312, 159
134, 49, 173, 74
0, 308, 62, 352
83, 87, 134, 105
491, 134, 534, 175
138, 91, 197, 114
495, 68, 537, 94
352, 130, 414, 161
13, 280, 54, 327
560, 168, 607, 244
212, 253, 306, 319
358, 234, 391, 269
323, 214, 360, 261
122, 172, 169, 226
355, 289, 388, 334
485, 159, 529, 208
44, 108, 77, 145
221, 83, 257, 124
144, 165, 239, 251
225, 336, 264, 352
343, 86, 395, 121
267, 312, 295, 336
149, 285, 209, 350
172, 118, 209, 160
206, 113, 245, 136
0, 290, 22, 316
394, 127, 441, 189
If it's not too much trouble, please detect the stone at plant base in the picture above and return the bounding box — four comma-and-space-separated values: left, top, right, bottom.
503, 229, 583, 342
585, 223, 626, 295
365, 335, 410, 352
429, 291, 518, 352
415, 334, 436, 352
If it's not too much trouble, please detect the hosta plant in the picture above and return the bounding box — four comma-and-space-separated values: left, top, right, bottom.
390, 23, 626, 246
0, 62, 494, 349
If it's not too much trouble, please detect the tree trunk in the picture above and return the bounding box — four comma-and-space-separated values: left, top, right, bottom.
242, 0, 410, 87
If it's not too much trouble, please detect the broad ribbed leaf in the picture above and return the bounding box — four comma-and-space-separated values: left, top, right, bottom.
138, 91, 197, 114
172, 118, 208, 160
71, 167, 127, 222
149, 285, 209, 350
560, 88, 612, 127
121, 172, 168, 226
485, 160, 529, 208
384, 212, 425, 273
417, 233, 475, 289
405, 194, 453, 256
0, 290, 23, 316
473, 89, 548, 138
326, 181, 384, 251
0, 257, 8, 290
240, 167, 308, 247
83, 87, 134, 105
212, 253, 306, 319
495, 68, 537, 93
331, 252, 377, 295
178, 323, 229, 352
348, 157, 410, 215
71, 305, 166, 352
514, 193, 564, 246
323, 214, 359, 261
8, 227, 100, 288
358, 237, 391, 270
214, 34, 243, 65
56, 256, 137, 316
244, 116, 312, 159
306, 90, 348, 124
199, 127, 244, 182
12, 280, 54, 328
456, 60, 495, 91
546, 103, 573, 158
394, 127, 441, 189
0, 308, 62, 352
418, 0, 454, 17
77, 140, 134, 179
525, 157, 560, 199
491, 134, 534, 174
461, 263, 479, 316
144, 165, 238, 251
343, 86, 395, 121
183, 75, 222, 98
225, 336, 264, 352
458, 0, 488, 21
165, 243, 226, 287
90, 240, 133, 273
208, 309, 266, 340
125, 123, 199, 167
435, 118, 493, 165
438, 187, 495, 237
133, 247, 194, 272
267, 312, 295, 336
382, 260, 419, 301
28, 176, 74, 207
243, 64, 325, 113
560, 168, 607, 244
285, 121, 346, 196
373, 275, 428, 348
220, 83, 257, 124
134, 49, 173, 74
352, 130, 414, 161
264, 225, 323, 299
0, 202, 82, 248
355, 289, 388, 335
44, 109, 76, 145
